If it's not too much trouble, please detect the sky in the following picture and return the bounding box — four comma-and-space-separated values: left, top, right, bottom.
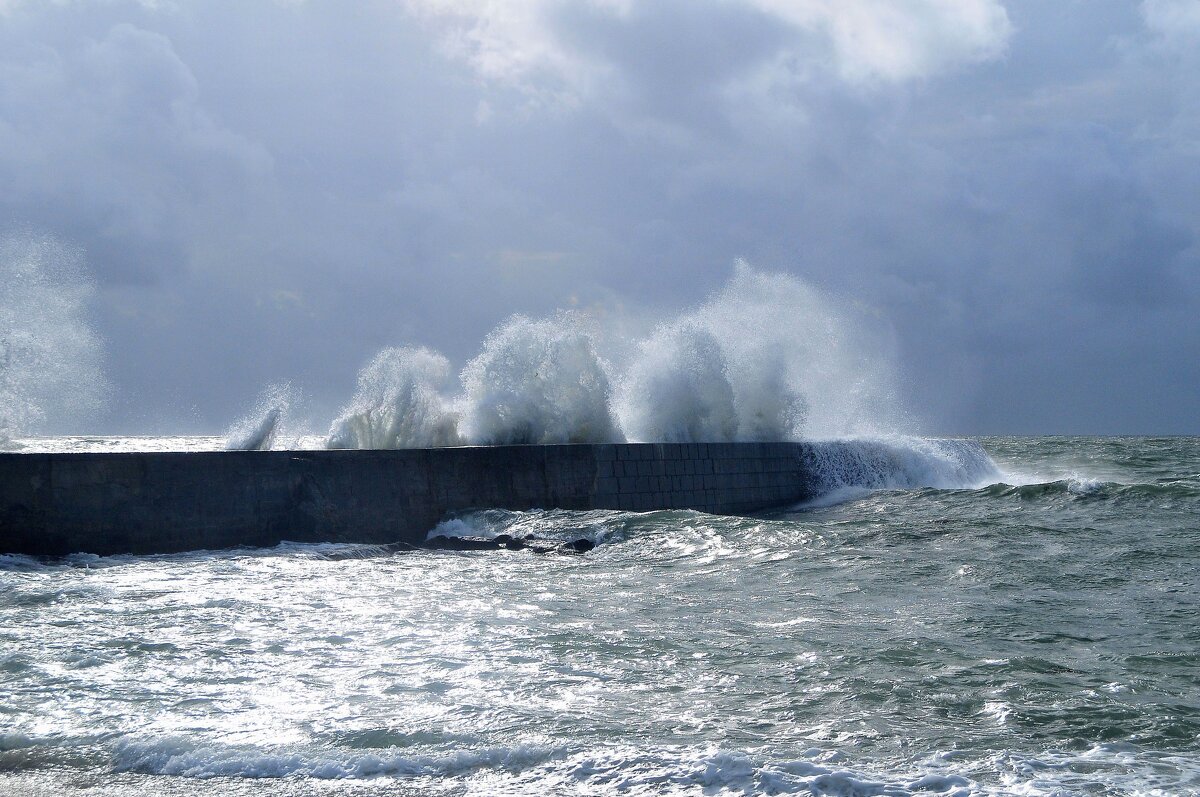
1, 0, 1197, 436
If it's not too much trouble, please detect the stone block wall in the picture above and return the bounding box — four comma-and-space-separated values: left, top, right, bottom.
0, 443, 819, 556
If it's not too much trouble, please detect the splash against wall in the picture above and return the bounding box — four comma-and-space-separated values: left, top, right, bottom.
229, 262, 907, 450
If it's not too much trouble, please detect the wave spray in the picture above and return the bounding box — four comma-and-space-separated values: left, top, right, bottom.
0, 233, 107, 447
323, 261, 906, 448
234, 262, 999, 491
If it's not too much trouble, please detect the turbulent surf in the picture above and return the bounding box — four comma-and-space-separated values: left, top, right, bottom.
2, 436, 1198, 796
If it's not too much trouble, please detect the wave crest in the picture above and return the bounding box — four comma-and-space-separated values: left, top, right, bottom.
318, 264, 908, 449
801, 437, 1003, 493
327, 347, 461, 449
458, 313, 618, 445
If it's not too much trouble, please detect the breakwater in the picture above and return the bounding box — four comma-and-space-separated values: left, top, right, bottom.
0, 442, 820, 556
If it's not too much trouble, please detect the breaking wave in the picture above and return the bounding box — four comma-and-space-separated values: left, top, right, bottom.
458, 313, 619, 445
799, 436, 1003, 494
224, 381, 303, 451
111, 735, 561, 779
213, 262, 1009, 494
315, 262, 908, 450
325, 347, 460, 450
99, 735, 1190, 796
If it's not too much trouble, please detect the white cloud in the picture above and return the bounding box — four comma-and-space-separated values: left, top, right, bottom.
403, 0, 625, 105
1143, 0, 1200, 38
748, 0, 1011, 82
406, 0, 1012, 99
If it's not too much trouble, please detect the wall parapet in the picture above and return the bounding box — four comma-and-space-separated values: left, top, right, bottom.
0, 443, 819, 556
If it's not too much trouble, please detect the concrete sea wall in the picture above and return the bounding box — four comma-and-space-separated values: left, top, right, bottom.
0, 443, 819, 556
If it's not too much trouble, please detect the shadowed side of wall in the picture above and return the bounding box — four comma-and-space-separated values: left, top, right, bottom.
0, 443, 818, 556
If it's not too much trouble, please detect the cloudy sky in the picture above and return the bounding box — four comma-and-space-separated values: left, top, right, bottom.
2, 0, 1197, 435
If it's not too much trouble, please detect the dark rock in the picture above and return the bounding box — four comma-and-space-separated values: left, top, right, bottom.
563, 538, 595, 553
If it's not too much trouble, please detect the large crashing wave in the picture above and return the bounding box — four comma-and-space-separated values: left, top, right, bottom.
458, 314, 619, 445
615, 323, 738, 444
228, 262, 1003, 492
326, 347, 460, 449
314, 262, 901, 450
800, 437, 1002, 495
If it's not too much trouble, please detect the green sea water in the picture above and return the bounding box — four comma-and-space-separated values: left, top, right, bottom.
1, 436, 1197, 796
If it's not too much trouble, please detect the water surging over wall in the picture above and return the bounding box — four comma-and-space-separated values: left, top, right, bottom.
230, 263, 1000, 492
799, 437, 1003, 500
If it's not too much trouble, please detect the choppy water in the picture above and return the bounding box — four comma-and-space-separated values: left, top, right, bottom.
2, 436, 1198, 796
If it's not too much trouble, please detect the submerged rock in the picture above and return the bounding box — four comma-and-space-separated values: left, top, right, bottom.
424, 534, 593, 555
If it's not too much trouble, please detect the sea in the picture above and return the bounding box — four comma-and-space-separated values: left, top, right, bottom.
1, 434, 1197, 796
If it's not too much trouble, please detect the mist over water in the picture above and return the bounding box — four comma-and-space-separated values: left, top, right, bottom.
0, 233, 107, 447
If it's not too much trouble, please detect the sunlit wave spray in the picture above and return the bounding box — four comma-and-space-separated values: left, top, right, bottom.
224, 382, 306, 451
457, 313, 619, 445
325, 348, 460, 449
233, 261, 1000, 493
615, 263, 903, 442
0, 233, 107, 448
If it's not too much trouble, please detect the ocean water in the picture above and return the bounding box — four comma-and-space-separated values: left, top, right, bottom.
1, 435, 1198, 796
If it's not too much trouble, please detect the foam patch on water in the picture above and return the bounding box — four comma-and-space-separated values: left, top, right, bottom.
111, 736, 562, 779
108, 738, 961, 793
989, 744, 1200, 797
558, 744, 1200, 797
17, 703, 1200, 794
563, 747, 927, 796
0, 554, 46, 572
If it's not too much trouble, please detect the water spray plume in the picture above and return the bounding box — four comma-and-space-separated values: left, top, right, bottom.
225, 381, 305, 451
326, 347, 460, 449
0, 232, 107, 447
323, 261, 907, 449
458, 313, 619, 445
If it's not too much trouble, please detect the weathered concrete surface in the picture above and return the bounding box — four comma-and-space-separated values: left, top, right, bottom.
0, 443, 819, 556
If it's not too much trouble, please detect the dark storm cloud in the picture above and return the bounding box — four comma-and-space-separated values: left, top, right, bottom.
0, 0, 1196, 434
